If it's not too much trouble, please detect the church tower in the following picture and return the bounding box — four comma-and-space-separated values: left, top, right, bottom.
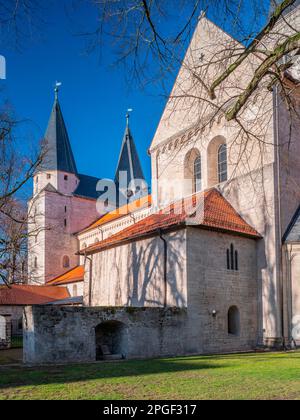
28, 86, 101, 285
115, 113, 148, 206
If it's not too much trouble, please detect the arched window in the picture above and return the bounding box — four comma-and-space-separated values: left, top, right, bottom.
63, 256, 70, 269
218, 144, 228, 183
184, 149, 201, 195
194, 156, 202, 193
228, 306, 240, 336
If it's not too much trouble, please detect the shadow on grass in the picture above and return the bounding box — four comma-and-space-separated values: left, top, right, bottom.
0, 357, 227, 389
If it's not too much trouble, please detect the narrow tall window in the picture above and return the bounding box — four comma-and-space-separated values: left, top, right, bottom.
64, 219, 67, 228
218, 144, 227, 183
73, 285, 78, 296
47, 174, 51, 180
193, 156, 202, 193
227, 244, 239, 271
64, 175, 68, 181
34, 257, 38, 269
227, 249, 230, 270
230, 244, 234, 270
235, 250, 239, 271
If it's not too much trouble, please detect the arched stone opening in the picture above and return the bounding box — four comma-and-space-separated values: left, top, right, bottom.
207, 136, 227, 187
95, 321, 128, 361
228, 306, 240, 336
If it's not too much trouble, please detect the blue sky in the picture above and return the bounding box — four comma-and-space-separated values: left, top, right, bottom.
0, 0, 270, 187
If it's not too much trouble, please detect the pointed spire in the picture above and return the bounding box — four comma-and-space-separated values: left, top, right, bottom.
42, 85, 78, 175
115, 112, 147, 205
115, 111, 145, 186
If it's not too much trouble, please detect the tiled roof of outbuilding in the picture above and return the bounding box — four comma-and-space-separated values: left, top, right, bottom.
0, 285, 70, 306
81, 189, 260, 255
47, 266, 85, 286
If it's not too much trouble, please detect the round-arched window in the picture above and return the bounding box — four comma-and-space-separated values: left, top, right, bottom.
63, 256, 70, 269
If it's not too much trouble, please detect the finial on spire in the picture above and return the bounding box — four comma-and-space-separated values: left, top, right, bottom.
126, 108, 133, 128
54, 81, 62, 100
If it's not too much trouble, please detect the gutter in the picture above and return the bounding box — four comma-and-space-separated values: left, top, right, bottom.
84, 254, 93, 307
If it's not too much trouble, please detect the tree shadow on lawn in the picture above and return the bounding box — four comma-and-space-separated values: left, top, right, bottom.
0, 356, 228, 389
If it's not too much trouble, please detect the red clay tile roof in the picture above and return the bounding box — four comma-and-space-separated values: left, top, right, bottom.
0, 285, 70, 306
81, 189, 260, 255
47, 266, 84, 286
79, 195, 152, 234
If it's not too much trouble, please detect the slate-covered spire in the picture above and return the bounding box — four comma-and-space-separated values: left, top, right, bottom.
42, 86, 78, 174
115, 113, 146, 191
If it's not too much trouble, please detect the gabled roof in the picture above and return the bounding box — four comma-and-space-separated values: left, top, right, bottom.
47, 266, 85, 286
79, 194, 152, 234
81, 189, 260, 255
0, 285, 70, 306
41, 97, 78, 175
283, 205, 300, 243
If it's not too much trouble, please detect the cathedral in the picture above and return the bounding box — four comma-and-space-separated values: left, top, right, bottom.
22, 6, 300, 364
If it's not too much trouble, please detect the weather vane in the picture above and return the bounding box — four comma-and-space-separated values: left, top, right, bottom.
126, 108, 133, 127
54, 81, 62, 99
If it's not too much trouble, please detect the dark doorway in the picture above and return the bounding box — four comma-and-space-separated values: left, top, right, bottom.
228, 306, 240, 336
95, 321, 128, 361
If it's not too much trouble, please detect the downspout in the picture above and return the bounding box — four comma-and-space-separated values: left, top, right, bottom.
285, 244, 296, 347
85, 254, 93, 307
274, 85, 285, 348
158, 229, 168, 308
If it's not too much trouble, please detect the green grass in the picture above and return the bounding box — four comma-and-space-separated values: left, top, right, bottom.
0, 352, 300, 400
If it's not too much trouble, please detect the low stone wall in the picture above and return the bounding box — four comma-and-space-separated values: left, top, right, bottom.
0, 314, 12, 350
23, 306, 189, 364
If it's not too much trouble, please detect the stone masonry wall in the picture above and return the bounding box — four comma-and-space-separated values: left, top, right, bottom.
23, 306, 188, 364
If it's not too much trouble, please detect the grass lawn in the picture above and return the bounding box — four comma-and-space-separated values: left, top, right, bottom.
0, 352, 300, 400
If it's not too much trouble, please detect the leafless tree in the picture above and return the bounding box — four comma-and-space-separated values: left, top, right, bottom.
0, 105, 45, 286
0, 0, 43, 49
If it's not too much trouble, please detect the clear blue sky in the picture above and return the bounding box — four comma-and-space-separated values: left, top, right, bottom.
0, 0, 270, 186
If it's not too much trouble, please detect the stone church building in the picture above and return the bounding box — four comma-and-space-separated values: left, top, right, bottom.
23, 6, 300, 364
